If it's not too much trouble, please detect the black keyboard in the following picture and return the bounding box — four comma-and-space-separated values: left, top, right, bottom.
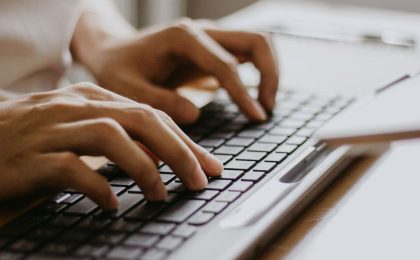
0, 92, 353, 260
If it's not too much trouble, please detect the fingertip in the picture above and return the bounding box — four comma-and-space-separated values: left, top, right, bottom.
205, 152, 224, 176
144, 180, 167, 201
176, 98, 200, 124
106, 192, 119, 211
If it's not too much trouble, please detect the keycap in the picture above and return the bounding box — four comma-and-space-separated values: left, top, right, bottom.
208, 131, 235, 140
264, 152, 287, 163
225, 160, 255, 171
219, 170, 244, 180
237, 129, 265, 138
228, 181, 253, 192
76, 244, 109, 257
236, 151, 266, 161
215, 191, 241, 203
213, 145, 244, 155
286, 136, 307, 145
27, 226, 62, 239
295, 127, 315, 137
281, 119, 306, 128
140, 222, 176, 235
58, 228, 91, 242
41, 242, 73, 254
206, 179, 232, 190
106, 246, 143, 259
213, 154, 233, 165
92, 231, 125, 245
34, 203, 67, 214
198, 138, 225, 147
225, 137, 254, 147
253, 162, 276, 172
247, 143, 277, 152
77, 217, 111, 230
171, 224, 197, 238
241, 171, 265, 182
276, 144, 297, 153
125, 201, 166, 221
306, 120, 324, 128
141, 248, 167, 260
9, 239, 38, 252
166, 182, 186, 193
63, 193, 83, 204
109, 219, 142, 233
185, 190, 219, 201
110, 177, 135, 187
111, 185, 126, 196
269, 127, 296, 136
128, 185, 142, 193
188, 212, 215, 225
49, 193, 71, 204
96, 193, 144, 219
0, 216, 46, 237
160, 174, 176, 184
258, 135, 287, 144
156, 236, 184, 251
159, 165, 173, 174
202, 201, 228, 214
0, 253, 23, 260
124, 233, 159, 248
65, 197, 97, 215
157, 200, 205, 223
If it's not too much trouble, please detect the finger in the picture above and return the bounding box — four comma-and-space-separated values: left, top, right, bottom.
43, 118, 167, 201
206, 29, 279, 111
166, 21, 267, 122
156, 110, 223, 177
42, 152, 118, 210
115, 78, 201, 124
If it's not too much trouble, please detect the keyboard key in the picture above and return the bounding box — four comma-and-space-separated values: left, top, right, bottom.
219, 170, 244, 180
58, 228, 91, 242
142, 248, 167, 260
171, 224, 197, 238
306, 120, 324, 128
206, 179, 232, 190
125, 202, 166, 221
264, 152, 287, 163
202, 201, 228, 214
225, 137, 254, 147
276, 144, 298, 153
281, 119, 306, 128
295, 127, 315, 137
49, 193, 71, 204
76, 244, 109, 257
155, 236, 184, 251
140, 222, 176, 236
269, 127, 296, 136
258, 135, 287, 144
185, 190, 219, 201
208, 131, 235, 140
241, 171, 265, 182
77, 217, 111, 230
0, 253, 23, 260
157, 200, 205, 223
27, 226, 62, 239
110, 177, 135, 187
198, 138, 224, 148
111, 185, 126, 196
41, 242, 73, 254
106, 246, 143, 259
213, 154, 233, 165
287, 136, 307, 145
213, 145, 244, 155
92, 231, 125, 245
228, 181, 253, 193
109, 219, 142, 233
253, 162, 276, 172
166, 182, 186, 193
237, 129, 265, 138
65, 197, 97, 215
9, 239, 39, 252
159, 165, 173, 174
247, 143, 277, 152
124, 233, 159, 248
34, 203, 67, 214
236, 151, 266, 161
215, 191, 241, 203
188, 212, 215, 225
63, 193, 83, 204
127, 185, 142, 193
159, 174, 175, 185
225, 160, 255, 171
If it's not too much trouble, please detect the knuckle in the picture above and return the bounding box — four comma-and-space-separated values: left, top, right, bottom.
91, 118, 125, 137
136, 105, 160, 123
72, 82, 101, 93
253, 32, 271, 46
168, 18, 195, 36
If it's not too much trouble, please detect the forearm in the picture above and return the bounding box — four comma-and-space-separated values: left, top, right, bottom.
70, 0, 137, 75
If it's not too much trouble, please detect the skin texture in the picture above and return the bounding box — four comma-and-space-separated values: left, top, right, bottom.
71, 16, 279, 124
0, 83, 223, 210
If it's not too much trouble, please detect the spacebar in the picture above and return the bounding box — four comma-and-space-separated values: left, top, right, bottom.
157, 200, 205, 223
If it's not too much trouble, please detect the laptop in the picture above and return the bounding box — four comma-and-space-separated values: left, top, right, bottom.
4, 69, 419, 259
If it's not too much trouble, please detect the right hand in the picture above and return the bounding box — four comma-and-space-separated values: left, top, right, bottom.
0, 83, 223, 210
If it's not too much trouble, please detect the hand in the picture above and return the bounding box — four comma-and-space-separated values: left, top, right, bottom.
72, 18, 279, 124
0, 83, 223, 210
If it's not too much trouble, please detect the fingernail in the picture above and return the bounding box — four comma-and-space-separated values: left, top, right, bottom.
252, 101, 268, 121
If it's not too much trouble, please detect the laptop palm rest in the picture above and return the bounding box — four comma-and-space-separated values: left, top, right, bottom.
219, 144, 329, 229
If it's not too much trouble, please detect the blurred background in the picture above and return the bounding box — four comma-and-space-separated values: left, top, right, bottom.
114, 0, 420, 27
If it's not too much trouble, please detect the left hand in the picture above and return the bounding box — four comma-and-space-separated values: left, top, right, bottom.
72, 18, 279, 124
